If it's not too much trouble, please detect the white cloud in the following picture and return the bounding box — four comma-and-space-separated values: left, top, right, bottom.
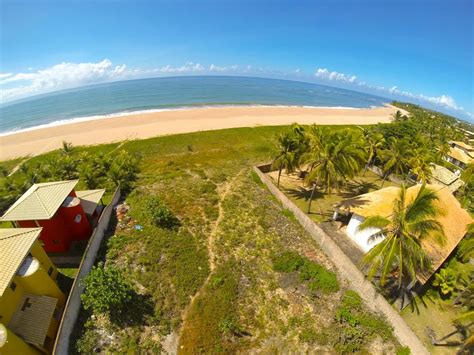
315, 68, 357, 83
0, 59, 137, 102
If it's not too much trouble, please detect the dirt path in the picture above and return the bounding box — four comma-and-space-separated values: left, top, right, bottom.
164, 169, 244, 354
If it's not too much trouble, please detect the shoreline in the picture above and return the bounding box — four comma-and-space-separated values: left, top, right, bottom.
0, 104, 366, 137
0, 105, 398, 161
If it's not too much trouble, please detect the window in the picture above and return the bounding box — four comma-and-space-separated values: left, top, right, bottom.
48, 267, 53, 276
10, 282, 16, 291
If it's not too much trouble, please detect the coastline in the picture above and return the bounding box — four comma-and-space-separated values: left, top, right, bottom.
0, 105, 397, 161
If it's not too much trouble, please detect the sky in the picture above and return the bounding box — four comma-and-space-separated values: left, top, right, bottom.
1, 0, 473, 121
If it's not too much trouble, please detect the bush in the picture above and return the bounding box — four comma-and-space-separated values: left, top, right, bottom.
396, 346, 411, 355
147, 197, 180, 229
300, 260, 339, 294
272, 251, 305, 272
81, 264, 133, 314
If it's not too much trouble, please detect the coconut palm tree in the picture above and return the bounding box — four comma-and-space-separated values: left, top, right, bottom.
61, 141, 74, 156
304, 128, 365, 213
359, 184, 445, 289
271, 131, 300, 187
380, 137, 412, 185
408, 149, 433, 183
359, 127, 385, 172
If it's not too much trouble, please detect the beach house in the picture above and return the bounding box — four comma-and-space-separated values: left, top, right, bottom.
0, 228, 65, 354
337, 184, 472, 285
0, 180, 105, 253
445, 141, 474, 170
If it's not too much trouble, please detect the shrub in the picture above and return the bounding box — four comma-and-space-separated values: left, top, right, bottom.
271, 251, 305, 272
81, 264, 133, 314
432, 267, 458, 296
396, 346, 411, 355
300, 260, 339, 293
147, 197, 180, 229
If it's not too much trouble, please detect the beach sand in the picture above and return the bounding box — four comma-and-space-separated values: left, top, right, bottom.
0, 105, 398, 161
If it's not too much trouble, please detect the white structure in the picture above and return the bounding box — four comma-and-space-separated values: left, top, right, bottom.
338, 184, 473, 284
346, 213, 385, 252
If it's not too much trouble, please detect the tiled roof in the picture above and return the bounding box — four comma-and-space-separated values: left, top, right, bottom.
76, 189, 106, 214
430, 164, 459, 185
339, 184, 473, 284
451, 141, 474, 152
0, 180, 78, 221
448, 147, 473, 165
0, 228, 42, 296
8, 293, 57, 347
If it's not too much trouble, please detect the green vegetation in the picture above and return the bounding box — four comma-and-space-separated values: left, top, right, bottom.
272, 250, 340, 294
146, 196, 181, 229
0, 141, 139, 213
3, 102, 472, 353
359, 184, 445, 290
81, 263, 133, 314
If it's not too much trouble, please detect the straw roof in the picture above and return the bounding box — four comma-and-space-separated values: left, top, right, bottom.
0, 228, 42, 297
76, 189, 106, 214
0, 180, 78, 221
8, 293, 58, 346
339, 184, 472, 284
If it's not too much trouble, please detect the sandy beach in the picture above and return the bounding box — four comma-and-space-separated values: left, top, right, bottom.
0, 105, 398, 161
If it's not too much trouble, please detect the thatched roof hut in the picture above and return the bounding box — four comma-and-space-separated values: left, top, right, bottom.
339, 184, 472, 284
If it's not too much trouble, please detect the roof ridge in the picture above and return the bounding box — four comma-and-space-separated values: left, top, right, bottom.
0, 227, 42, 240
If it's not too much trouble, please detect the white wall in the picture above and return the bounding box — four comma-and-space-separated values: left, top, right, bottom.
346, 214, 385, 253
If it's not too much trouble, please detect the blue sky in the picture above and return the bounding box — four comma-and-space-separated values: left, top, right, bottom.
1, 0, 473, 120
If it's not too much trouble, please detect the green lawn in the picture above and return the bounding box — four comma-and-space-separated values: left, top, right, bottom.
269, 169, 399, 223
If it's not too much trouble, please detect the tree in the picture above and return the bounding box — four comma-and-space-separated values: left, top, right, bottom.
432, 268, 458, 296
61, 141, 74, 156
304, 128, 365, 213
271, 131, 300, 187
380, 138, 412, 184
81, 263, 133, 314
359, 126, 385, 171
408, 148, 433, 183
359, 184, 445, 289
107, 150, 140, 193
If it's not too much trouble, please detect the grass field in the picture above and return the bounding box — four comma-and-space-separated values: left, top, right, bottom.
268, 169, 399, 223
2, 125, 404, 353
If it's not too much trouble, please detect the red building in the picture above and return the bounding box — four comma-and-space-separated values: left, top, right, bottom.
0, 180, 105, 253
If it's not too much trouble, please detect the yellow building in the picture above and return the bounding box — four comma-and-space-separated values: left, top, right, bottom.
0, 228, 65, 354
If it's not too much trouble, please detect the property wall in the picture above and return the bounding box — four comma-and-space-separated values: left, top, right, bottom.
52, 187, 121, 355
253, 166, 429, 355
366, 165, 405, 185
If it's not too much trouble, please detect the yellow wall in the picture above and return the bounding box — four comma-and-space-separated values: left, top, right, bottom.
31, 241, 58, 280
0, 282, 25, 325
0, 323, 39, 355
16, 262, 65, 306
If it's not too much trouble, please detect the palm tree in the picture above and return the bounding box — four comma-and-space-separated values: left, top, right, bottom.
359, 127, 385, 172
271, 131, 299, 187
408, 149, 433, 183
380, 137, 412, 185
61, 141, 74, 156
304, 128, 365, 213
392, 110, 407, 122
359, 184, 445, 290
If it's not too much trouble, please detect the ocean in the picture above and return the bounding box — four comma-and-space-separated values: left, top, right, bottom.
0, 76, 389, 135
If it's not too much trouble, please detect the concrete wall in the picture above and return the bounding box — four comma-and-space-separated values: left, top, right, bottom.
53, 187, 121, 355
366, 165, 405, 185
253, 166, 429, 355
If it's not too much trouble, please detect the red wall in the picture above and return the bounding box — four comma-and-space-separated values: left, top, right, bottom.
17, 190, 92, 253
